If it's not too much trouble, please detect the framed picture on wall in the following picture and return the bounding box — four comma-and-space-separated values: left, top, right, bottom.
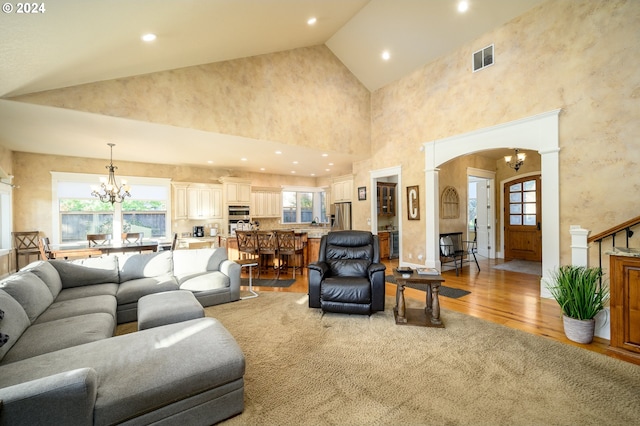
358, 186, 366, 201
407, 185, 420, 220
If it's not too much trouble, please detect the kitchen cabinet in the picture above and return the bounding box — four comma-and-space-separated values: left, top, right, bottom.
221, 177, 251, 204
332, 177, 353, 203
610, 254, 640, 361
251, 190, 281, 218
378, 231, 390, 259
188, 185, 222, 219
172, 183, 189, 220
377, 182, 396, 216
308, 237, 321, 264
220, 236, 239, 261
173, 183, 222, 220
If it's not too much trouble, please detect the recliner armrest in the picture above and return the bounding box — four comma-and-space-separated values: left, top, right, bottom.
308, 261, 329, 276
368, 262, 386, 276
0, 368, 97, 426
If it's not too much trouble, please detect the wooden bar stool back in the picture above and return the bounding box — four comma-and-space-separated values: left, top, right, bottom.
256, 231, 277, 279
275, 230, 303, 279
236, 230, 258, 261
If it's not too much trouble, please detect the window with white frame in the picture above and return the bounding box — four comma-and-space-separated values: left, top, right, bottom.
282, 187, 327, 224
52, 172, 171, 244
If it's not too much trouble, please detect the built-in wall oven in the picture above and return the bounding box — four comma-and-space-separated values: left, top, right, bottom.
228, 205, 250, 234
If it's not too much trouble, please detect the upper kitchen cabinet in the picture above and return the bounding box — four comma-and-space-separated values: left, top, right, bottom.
332, 175, 354, 203
172, 183, 222, 220
377, 182, 396, 216
251, 188, 281, 218
220, 177, 251, 205
172, 183, 189, 220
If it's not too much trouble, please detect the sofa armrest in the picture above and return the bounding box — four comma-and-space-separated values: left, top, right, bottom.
308, 262, 329, 308
220, 259, 241, 300
0, 368, 97, 426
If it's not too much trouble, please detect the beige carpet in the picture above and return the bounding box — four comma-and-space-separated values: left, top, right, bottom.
203, 293, 640, 425
118, 293, 640, 425
492, 260, 542, 276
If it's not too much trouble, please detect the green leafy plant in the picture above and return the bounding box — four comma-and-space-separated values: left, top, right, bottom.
547, 265, 609, 320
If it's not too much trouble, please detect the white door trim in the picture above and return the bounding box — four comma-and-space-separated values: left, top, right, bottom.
422, 109, 561, 297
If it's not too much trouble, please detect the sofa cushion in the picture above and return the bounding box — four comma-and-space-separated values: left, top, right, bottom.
0, 290, 39, 362
34, 295, 117, 324
173, 248, 227, 277
0, 318, 245, 425
0, 271, 53, 323
22, 261, 63, 299
50, 256, 119, 288
179, 271, 230, 292
0, 313, 115, 365
116, 275, 179, 305
54, 283, 119, 302
118, 251, 173, 283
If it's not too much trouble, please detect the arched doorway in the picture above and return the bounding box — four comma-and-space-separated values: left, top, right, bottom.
421, 109, 561, 297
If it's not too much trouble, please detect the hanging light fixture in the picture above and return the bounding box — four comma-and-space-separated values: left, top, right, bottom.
91, 143, 131, 204
505, 148, 526, 172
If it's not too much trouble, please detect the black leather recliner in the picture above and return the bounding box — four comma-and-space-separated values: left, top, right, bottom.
308, 230, 386, 315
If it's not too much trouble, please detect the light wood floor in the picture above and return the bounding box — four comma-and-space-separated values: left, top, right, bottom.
242, 257, 638, 365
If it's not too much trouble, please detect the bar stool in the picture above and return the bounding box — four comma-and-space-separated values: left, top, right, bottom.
256, 231, 277, 279
275, 230, 303, 279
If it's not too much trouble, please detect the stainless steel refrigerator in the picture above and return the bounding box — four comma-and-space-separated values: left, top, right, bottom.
332, 202, 352, 230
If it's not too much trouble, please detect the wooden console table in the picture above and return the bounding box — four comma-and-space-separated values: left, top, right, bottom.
393, 269, 446, 328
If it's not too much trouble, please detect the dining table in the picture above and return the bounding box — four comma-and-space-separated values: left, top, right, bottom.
49, 241, 159, 259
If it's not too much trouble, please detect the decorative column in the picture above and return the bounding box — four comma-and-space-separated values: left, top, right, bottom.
569, 225, 590, 267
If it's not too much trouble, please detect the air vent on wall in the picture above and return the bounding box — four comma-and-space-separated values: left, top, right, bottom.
473, 44, 494, 72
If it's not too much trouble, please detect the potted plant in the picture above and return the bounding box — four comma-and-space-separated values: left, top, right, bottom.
547, 265, 609, 344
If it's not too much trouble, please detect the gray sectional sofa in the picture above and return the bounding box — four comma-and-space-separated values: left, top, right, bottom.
0, 248, 245, 425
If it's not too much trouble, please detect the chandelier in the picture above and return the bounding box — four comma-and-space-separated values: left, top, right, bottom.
504, 148, 526, 172
91, 143, 131, 204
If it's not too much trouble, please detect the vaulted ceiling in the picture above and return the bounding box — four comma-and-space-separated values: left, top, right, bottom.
0, 0, 544, 176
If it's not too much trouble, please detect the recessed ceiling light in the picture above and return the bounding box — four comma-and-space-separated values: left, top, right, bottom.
260, 167, 266, 171
292, 161, 299, 165
311, 173, 316, 176
291, 171, 296, 174
382, 50, 391, 61
307, 17, 317, 25
275, 151, 282, 155
141, 33, 157, 42
457, 1, 469, 13
240, 157, 247, 162
322, 153, 328, 157
328, 162, 334, 166
325, 168, 331, 172
207, 160, 213, 164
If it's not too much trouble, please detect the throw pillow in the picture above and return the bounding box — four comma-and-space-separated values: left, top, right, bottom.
0, 332, 8, 347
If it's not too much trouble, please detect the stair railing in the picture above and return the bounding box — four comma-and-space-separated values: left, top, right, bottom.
587, 215, 640, 271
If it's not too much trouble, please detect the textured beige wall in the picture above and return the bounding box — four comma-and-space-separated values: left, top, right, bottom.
368, 0, 640, 264
0, 145, 12, 176
14, 46, 371, 156
11, 151, 320, 237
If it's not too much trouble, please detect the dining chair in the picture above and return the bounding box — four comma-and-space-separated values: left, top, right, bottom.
87, 233, 111, 246
121, 232, 143, 244
12, 231, 40, 270
275, 230, 304, 279
256, 231, 277, 279
38, 237, 53, 260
